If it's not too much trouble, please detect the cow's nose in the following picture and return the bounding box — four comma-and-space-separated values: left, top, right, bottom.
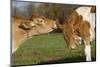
53, 24, 57, 29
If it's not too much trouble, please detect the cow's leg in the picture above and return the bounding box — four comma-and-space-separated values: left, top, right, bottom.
84, 37, 91, 61
78, 21, 91, 61
90, 27, 95, 42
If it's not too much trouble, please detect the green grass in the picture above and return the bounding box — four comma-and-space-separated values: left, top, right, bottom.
12, 33, 96, 66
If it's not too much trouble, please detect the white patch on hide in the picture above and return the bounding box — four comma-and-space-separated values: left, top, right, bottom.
84, 44, 91, 61
76, 7, 95, 41
76, 7, 91, 21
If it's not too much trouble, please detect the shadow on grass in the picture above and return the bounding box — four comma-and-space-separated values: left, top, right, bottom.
37, 56, 96, 65
11, 56, 96, 67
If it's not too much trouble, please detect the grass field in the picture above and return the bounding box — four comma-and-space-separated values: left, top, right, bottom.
12, 33, 96, 66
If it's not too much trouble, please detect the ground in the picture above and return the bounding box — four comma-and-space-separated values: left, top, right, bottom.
12, 33, 96, 66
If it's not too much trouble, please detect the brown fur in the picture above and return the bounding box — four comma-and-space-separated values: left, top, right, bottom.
57, 11, 91, 49
12, 16, 57, 53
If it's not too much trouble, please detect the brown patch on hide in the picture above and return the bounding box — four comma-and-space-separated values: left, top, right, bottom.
58, 11, 91, 49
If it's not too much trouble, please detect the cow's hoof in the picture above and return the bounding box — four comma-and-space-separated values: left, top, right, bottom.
86, 58, 92, 62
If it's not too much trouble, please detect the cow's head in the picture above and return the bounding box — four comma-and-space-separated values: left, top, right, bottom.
12, 16, 57, 53
18, 20, 36, 30
30, 15, 57, 31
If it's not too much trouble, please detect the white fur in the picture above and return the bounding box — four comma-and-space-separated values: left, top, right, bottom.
84, 43, 91, 61
53, 23, 57, 29
90, 28, 95, 41
76, 7, 91, 21
76, 7, 96, 61
75, 35, 82, 45
76, 7, 96, 41
89, 13, 96, 41
78, 37, 82, 44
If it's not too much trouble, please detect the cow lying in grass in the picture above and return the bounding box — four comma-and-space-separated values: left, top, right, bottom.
57, 6, 96, 61
12, 16, 57, 53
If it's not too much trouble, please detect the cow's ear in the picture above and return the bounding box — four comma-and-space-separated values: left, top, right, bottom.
29, 18, 33, 21
90, 6, 96, 13
41, 16, 46, 20
18, 22, 23, 28
30, 15, 37, 21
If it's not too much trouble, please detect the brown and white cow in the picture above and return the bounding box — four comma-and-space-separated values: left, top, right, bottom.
12, 16, 57, 53
57, 6, 96, 61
